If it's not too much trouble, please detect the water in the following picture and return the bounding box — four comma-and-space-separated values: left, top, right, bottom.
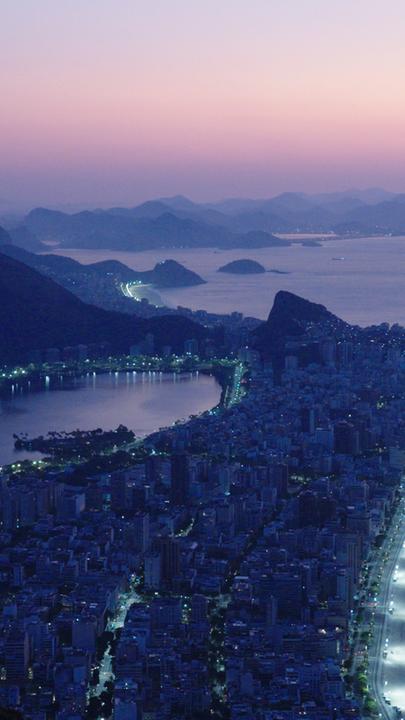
51, 235, 405, 326
0, 371, 221, 466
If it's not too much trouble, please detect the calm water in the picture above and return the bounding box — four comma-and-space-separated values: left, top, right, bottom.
52, 236, 405, 326
0, 372, 221, 466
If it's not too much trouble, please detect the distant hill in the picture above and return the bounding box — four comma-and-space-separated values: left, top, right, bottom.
0, 225, 12, 245
0, 252, 207, 364
14, 189, 405, 249
1, 245, 204, 288
208, 189, 403, 234
335, 194, 405, 234
0, 218, 47, 251
108, 198, 232, 228
7, 225, 46, 251
149, 259, 205, 287
218, 259, 266, 274
22, 207, 288, 251
89, 257, 204, 287
0, 246, 206, 320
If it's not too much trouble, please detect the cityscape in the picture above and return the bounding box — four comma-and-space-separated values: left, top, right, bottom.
1, 2, 405, 720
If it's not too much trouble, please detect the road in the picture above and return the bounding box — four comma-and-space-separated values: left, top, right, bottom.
88, 575, 142, 705
225, 362, 245, 407
369, 495, 405, 719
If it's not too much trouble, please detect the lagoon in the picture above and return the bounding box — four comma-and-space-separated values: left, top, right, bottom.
0, 371, 221, 466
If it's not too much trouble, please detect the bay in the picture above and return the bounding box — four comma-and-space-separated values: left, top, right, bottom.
51, 236, 405, 326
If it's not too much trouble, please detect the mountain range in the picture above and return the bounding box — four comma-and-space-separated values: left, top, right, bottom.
0, 252, 208, 364
19, 208, 288, 252
0, 245, 204, 288
0, 245, 205, 317
1, 188, 404, 253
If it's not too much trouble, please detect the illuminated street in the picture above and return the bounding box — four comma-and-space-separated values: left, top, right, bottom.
369, 495, 405, 718
88, 576, 142, 704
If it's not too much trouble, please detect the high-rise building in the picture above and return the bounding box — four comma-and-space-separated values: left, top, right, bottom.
301, 407, 316, 434
145, 454, 162, 484
111, 472, 132, 513
72, 616, 97, 653
334, 421, 358, 455
170, 453, 189, 505
133, 512, 150, 553
5, 628, 29, 682
157, 536, 180, 588
144, 552, 161, 590
184, 338, 199, 355
321, 337, 336, 365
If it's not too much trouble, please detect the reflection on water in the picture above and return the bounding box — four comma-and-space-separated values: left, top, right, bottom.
0, 371, 221, 466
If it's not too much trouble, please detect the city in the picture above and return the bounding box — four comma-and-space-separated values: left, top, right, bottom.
2, 1, 405, 718
2, 293, 405, 719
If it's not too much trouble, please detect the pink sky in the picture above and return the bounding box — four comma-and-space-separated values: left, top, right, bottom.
1, 0, 405, 208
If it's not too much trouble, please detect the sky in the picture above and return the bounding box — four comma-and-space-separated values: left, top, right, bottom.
1, 0, 405, 209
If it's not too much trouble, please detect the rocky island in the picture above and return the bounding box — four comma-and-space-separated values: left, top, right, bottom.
218, 258, 266, 274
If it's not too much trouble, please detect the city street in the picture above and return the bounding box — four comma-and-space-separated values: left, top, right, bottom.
369, 497, 405, 719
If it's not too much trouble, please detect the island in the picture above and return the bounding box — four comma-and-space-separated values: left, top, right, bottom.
218, 258, 266, 274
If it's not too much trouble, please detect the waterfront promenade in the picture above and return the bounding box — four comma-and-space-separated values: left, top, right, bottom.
369, 492, 405, 718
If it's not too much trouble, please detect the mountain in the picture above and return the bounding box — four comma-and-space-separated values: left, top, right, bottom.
309, 187, 395, 206
100, 199, 233, 230
0, 246, 206, 322
106, 201, 172, 219
0, 245, 204, 288
0, 244, 139, 286
336, 194, 405, 234
23, 208, 287, 251
0, 252, 207, 364
252, 290, 347, 363
0, 225, 12, 245
17, 189, 404, 246
208, 189, 401, 234
205, 198, 269, 215
157, 195, 199, 211
88, 257, 205, 287
7, 225, 46, 251
148, 260, 205, 287
233, 193, 340, 233
232, 209, 290, 234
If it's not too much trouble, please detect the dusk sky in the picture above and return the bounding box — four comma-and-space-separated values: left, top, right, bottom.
1, 0, 405, 209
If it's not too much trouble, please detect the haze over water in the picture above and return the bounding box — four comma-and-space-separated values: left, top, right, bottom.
52, 235, 405, 327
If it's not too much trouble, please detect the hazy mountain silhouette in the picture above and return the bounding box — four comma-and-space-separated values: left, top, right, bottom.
0, 245, 205, 290
23, 207, 287, 250
336, 194, 405, 234
0, 225, 12, 245
11, 189, 404, 250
